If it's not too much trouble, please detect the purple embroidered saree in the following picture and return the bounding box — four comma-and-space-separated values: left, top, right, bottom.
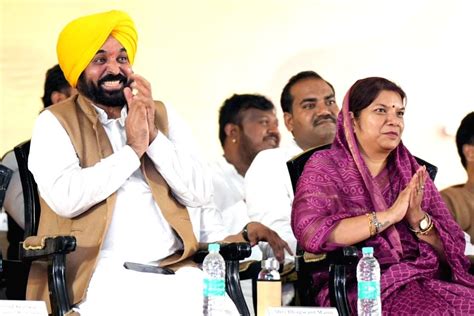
291, 89, 474, 315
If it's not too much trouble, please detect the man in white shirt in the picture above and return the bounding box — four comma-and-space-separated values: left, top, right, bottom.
26, 10, 288, 315
210, 93, 282, 314
211, 93, 280, 235
245, 71, 340, 257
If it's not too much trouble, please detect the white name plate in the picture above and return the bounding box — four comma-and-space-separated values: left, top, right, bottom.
0, 300, 48, 316
267, 306, 338, 316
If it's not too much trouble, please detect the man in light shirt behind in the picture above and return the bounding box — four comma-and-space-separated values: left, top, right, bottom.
211, 93, 280, 236
245, 71, 340, 258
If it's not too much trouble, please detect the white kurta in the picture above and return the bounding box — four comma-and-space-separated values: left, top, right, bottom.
210, 156, 249, 235
209, 156, 263, 257
244, 140, 301, 307
244, 139, 302, 256
28, 102, 236, 315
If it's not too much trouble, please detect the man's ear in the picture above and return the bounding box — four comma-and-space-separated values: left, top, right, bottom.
50, 91, 68, 105
224, 123, 239, 143
283, 112, 293, 133
463, 144, 474, 163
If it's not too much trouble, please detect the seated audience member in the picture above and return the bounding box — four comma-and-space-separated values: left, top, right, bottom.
212, 93, 280, 235
440, 112, 474, 249
245, 71, 339, 256
292, 77, 474, 314
26, 10, 288, 315
211, 93, 281, 315
1, 64, 75, 231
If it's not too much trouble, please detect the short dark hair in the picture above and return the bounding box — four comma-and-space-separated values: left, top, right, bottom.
349, 77, 406, 118
218, 94, 275, 147
41, 64, 71, 108
280, 71, 335, 114
456, 112, 474, 169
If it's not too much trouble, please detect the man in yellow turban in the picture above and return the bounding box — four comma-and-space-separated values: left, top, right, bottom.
25, 9, 288, 316
27, 9, 218, 315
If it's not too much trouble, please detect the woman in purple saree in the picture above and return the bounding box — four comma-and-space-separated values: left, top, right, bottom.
292, 77, 474, 315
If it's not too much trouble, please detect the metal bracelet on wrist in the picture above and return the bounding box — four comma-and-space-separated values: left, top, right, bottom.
371, 212, 383, 234
242, 223, 250, 242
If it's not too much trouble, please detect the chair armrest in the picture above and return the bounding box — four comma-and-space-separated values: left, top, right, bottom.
20, 236, 76, 261
328, 246, 358, 316
20, 235, 77, 316
193, 242, 251, 263
296, 246, 358, 272
327, 246, 358, 265
295, 246, 358, 314
220, 242, 252, 261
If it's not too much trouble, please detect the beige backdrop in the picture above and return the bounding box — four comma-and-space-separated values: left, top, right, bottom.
1, 0, 472, 190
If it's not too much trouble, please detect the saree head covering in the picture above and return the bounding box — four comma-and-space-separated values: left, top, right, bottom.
291, 78, 474, 313
56, 10, 138, 88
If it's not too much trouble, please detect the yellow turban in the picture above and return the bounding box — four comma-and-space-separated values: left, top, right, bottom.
57, 10, 138, 88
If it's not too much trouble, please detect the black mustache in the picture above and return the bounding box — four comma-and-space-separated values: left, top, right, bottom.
263, 133, 280, 142
98, 74, 129, 87
313, 114, 337, 127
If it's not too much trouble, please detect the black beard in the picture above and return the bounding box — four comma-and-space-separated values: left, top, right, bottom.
239, 133, 259, 166
77, 73, 130, 107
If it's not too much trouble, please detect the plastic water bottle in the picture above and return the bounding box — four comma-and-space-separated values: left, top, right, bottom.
203, 243, 226, 316
357, 247, 381, 316
257, 257, 281, 316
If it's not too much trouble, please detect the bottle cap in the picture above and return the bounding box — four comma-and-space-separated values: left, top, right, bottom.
261, 257, 280, 271
362, 247, 374, 255
208, 243, 220, 252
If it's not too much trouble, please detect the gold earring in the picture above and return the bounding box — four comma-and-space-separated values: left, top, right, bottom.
232, 139, 237, 143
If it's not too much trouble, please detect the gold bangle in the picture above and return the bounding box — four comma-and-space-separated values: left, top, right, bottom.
366, 213, 376, 237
